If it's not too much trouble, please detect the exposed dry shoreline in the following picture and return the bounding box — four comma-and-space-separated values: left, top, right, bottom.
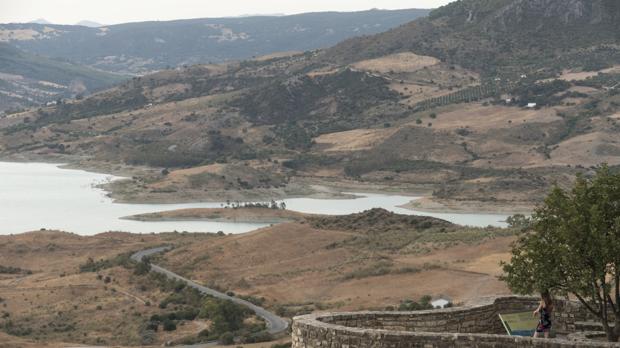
0, 154, 532, 216
401, 197, 534, 215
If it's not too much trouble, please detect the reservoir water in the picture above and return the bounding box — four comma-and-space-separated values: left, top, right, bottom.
0, 162, 510, 235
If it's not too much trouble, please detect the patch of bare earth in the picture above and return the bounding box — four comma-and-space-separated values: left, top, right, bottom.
351, 53, 440, 74
551, 131, 620, 167
555, 65, 620, 81
313, 128, 399, 152
424, 103, 562, 132
403, 196, 534, 215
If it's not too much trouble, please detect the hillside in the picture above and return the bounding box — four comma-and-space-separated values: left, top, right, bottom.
1, 0, 619, 211
0, 210, 516, 346
324, 0, 620, 76
157, 209, 515, 315
0, 230, 284, 346
0, 43, 125, 112
1, 9, 430, 75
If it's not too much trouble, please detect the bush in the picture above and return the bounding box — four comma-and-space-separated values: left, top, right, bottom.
218, 332, 235, 345
79, 253, 132, 273
272, 343, 292, 348
0, 265, 32, 275
238, 295, 265, 306
242, 331, 273, 343
398, 295, 434, 311
198, 329, 210, 337
506, 214, 531, 230
343, 261, 393, 280
125, 143, 204, 168
200, 298, 251, 335
145, 321, 158, 331
162, 319, 177, 331
3, 321, 33, 337
134, 260, 151, 275
510, 79, 571, 107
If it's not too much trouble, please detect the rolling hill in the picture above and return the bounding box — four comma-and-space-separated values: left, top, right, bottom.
324, 0, 620, 76
0, 43, 125, 113
1, 9, 431, 75
1, 0, 619, 211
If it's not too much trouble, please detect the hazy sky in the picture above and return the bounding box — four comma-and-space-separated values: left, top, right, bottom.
0, 0, 455, 25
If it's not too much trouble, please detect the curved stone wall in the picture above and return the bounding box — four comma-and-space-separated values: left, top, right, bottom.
292, 296, 617, 348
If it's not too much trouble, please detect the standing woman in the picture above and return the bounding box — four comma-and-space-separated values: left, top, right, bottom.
533, 290, 553, 338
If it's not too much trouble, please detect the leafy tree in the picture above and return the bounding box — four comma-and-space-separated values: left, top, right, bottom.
134, 259, 151, 276
398, 295, 434, 311
502, 166, 620, 342
200, 298, 250, 335
506, 214, 531, 231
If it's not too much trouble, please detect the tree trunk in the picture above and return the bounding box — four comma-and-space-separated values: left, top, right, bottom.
607, 328, 619, 342
603, 317, 619, 342
602, 320, 614, 342
573, 293, 617, 341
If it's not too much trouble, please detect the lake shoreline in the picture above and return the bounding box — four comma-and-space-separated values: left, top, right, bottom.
0, 154, 530, 216
400, 197, 534, 215
0, 159, 516, 234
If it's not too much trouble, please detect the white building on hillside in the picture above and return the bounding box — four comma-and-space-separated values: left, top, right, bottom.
431, 298, 451, 309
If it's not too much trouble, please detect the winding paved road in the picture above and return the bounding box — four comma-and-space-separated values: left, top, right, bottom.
131, 246, 289, 335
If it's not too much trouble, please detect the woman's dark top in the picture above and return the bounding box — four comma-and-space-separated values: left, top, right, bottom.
536, 306, 552, 332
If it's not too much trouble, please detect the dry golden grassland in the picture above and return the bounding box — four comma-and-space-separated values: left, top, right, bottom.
0, 231, 217, 347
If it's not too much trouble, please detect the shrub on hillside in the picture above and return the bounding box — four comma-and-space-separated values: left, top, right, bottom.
398, 295, 433, 311
218, 332, 234, 345
162, 318, 177, 331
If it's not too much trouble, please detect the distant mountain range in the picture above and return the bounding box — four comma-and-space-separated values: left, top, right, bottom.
28, 18, 53, 25
1, 9, 430, 75
75, 20, 105, 28
27, 19, 105, 27
0, 9, 429, 111
0, 43, 124, 113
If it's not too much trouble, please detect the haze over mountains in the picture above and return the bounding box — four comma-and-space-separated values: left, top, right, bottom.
28, 19, 105, 27
2, 9, 430, 74
0, 8, 429, 112
75, 20, 105, 28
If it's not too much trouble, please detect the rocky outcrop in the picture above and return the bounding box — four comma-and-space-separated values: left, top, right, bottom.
487, 0, 617, 30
